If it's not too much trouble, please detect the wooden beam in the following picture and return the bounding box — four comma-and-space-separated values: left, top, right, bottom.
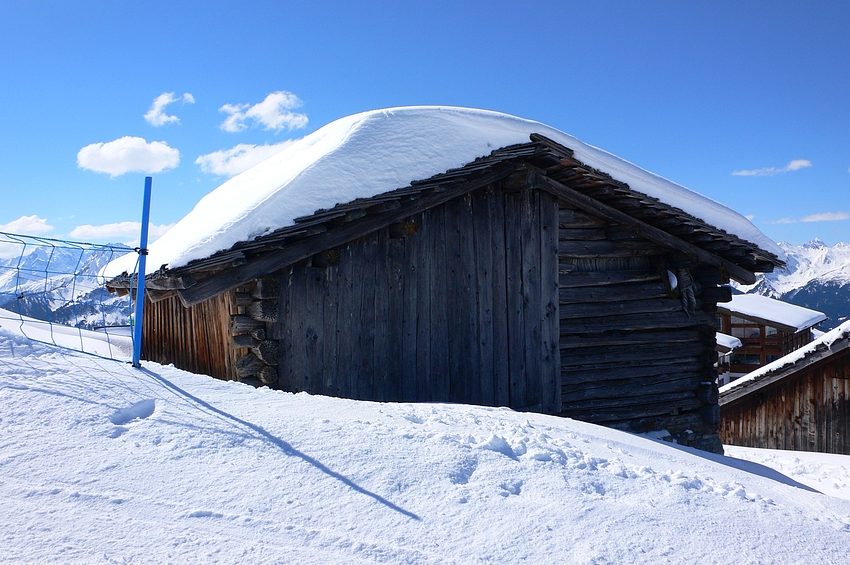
529, 172, 758, 285
558, 270, 661, 288
178, 167, 515, 307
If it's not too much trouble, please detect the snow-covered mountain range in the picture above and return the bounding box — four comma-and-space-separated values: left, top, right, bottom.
0, 245, 133, 329
735, 239, 850, 330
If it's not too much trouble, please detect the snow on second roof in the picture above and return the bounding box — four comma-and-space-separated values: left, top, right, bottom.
103, 106, 784, 278
719, 318, 850, 397
722, 294, 827, 332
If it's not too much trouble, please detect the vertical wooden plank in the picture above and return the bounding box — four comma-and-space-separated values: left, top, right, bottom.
445, 197, 464, 403
829, 372, 838, 454
304, 265, 325, 394
503, 190, 526, 409
521, 188, 542, 410
814, 371, 822, 452
776, 388, 784, 450
820, 370, 829, 453
289, 264, 309, 393
793, 377, 802, 451
277, 268, 294, 391
802, 374, 813, 451
373, 229, 392, 401
490, 186, 510, 407
838, 364, 850, 455
359, 233, 379, 400
322, 265, 339, 397
185, 298, 195, 372
458, 194, 480, 405
387, 231, 407, 401
444, 195, 477, 404
415, 210, 432, 402
472, 188, 495, 406
401, 217, 419, 401
784, 385, 793, 450
540, 192, 561, 413
838, 366, 850, 455
335, 243, 360, 399
429, 205, 449, 401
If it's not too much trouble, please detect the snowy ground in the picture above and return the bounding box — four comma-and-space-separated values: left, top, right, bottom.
724, 446, 850, 502
2, 326, 850, 564
0, 307, 131, 360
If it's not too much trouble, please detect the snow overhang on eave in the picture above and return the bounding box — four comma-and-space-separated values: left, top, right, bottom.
716, 296, 828, 334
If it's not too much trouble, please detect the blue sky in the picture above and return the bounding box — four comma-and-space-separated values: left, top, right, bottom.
1, 1, 848, 246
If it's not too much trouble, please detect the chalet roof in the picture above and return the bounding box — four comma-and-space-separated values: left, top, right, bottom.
102, 107, 786, 306
719, 319, 850, 405
717, 294, 827, 333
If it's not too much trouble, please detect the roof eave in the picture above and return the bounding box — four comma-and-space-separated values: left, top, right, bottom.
719, 336, 850, 405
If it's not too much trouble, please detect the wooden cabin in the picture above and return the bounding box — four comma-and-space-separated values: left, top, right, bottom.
715, 294, 826, 386
108, 126, 784, 454
719, 321, 850, 454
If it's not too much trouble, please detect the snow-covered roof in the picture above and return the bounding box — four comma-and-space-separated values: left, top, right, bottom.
715, 332, 742, 353
103, 106, 784, 278
718, 294, 827, 333
719, 319, 850, 403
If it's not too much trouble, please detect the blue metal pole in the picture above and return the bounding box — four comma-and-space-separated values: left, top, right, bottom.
132, 176, 152, 367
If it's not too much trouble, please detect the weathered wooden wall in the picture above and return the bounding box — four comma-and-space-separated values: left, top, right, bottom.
270, 184, 561, 413
720, 350, 850, 454
142, 290, 240, 380
138, 179, 727, 452
557, 206, 721, 447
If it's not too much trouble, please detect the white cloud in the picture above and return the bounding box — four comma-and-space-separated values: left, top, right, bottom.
219, 91, 308, 133
801, 212, 850, 222
70, 221, 174, 245
144, 92, 195, 126
195, 141, 296, 177
77, 136, 180, 177
768, 212, 849, 224
0, 215, 54, 236
732, 159, 812, 176
0, 216, 55, 258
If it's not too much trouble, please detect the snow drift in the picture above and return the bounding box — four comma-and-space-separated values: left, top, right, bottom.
2, 322, 850, 564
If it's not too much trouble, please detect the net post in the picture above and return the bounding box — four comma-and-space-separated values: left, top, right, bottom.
132, 176, 152, 367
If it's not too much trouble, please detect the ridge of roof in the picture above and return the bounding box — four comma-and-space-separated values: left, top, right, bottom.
103, 106, 784, 282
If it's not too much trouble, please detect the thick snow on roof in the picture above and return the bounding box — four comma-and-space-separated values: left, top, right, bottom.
719, 319, 850, 397
104, 106, 784, 278
722, 294, 827, 331
716, 332, 742, 352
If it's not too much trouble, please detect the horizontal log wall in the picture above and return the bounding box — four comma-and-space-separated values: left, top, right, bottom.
271, 184, 560, 413
142, 290, 239, 380
557, 205, 721, 447
720, 350, 850, 454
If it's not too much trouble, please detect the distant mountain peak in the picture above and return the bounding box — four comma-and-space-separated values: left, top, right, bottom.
734, 239, 850, 330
